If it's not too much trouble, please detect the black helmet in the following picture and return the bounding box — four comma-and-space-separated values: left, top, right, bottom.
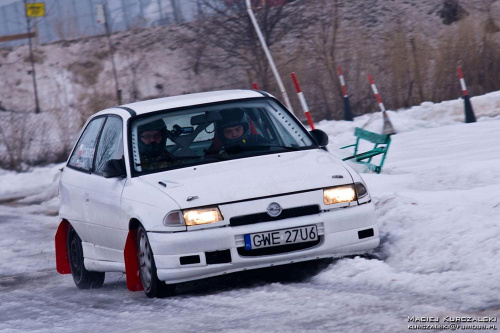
217, 108, 250, 147
138, 119, 167, 157
138, 119, 166, 134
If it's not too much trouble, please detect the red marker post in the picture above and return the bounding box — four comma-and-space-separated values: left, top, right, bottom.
337, 66, 353, 121
368, 74, 396, 135
252, 82, 259, 90
457, 66, 476, 123
290, 72, 315, 129
368, 74, 386, 112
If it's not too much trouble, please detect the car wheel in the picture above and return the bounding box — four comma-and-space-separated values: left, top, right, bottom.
136, 226, 175, 298
67, 225, 105, 289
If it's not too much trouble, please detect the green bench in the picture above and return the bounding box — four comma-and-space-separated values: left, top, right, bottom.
340, 127, 391, 174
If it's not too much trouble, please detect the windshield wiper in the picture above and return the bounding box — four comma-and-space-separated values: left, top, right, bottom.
225, 145, 302, 153
260, 145, 302, 151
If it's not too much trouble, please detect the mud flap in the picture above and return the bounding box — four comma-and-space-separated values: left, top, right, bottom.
55, 220, 71, 274
124, 229, 144, 292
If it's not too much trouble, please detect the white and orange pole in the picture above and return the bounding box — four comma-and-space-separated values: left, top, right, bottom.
457, 66, 476, 123
457, 67, 468, 96
368, 74, 386, 112
290, 72, 315, 129
368, 74, 395, 135
337, 66, 353, 121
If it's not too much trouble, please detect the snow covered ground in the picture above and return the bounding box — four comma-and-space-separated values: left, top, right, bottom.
0, 94, 499, 332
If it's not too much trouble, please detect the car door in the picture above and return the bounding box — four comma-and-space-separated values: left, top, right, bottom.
60, 117, 106, 242
85, 115, 128, 263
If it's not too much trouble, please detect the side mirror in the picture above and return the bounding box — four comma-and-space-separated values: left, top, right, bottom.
103, 158, 126, 178
309, 129, 329, 148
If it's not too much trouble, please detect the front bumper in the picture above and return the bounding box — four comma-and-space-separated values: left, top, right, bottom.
148, 202, 379, 283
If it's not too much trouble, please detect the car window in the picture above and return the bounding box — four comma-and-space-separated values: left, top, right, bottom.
163, 113, 214, 147
68, 117, 105, 171
164, 112, 215, 152
94, 116, 124, 174
130, 99, 316, 175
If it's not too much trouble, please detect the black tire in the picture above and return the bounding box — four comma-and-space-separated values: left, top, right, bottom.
67, 225, 105, 289
136, 226, 175, 298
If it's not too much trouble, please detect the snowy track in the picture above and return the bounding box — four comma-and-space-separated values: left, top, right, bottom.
1, 103, 500, 332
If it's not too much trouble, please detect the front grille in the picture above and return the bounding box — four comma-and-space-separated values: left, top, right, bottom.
230, 205, 320, 227
237, 238, 321, 257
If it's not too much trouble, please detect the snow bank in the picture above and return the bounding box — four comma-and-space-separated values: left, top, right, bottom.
315, 120, 500, 313
0, 92, 499, 332
320, 91, 500, 149
0, 163, 63, 215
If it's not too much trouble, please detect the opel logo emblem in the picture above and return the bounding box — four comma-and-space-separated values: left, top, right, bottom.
267, 202, 282, 217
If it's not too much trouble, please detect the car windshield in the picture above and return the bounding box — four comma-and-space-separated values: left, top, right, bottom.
130, 98, 317, 174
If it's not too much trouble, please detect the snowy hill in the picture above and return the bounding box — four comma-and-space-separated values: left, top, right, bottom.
0, 93, 499, 332
1, 0, 499, 118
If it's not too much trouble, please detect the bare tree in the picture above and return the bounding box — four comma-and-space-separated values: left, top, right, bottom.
124, 52, 145, 102
302, 0, 342, 119
306, 0, 340, 95
184, 0, 310, 92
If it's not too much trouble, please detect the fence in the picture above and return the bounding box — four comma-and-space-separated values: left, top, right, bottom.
0, 0, 194, 47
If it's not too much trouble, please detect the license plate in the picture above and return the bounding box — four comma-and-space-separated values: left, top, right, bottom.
244, 225, 318, 250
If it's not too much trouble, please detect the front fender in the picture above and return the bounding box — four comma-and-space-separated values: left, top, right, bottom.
121, 178, 183, 232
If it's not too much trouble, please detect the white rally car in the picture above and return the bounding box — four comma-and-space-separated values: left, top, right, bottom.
55, 90, 380, 297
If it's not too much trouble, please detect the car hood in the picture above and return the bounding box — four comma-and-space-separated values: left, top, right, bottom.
139, 149, 353, 209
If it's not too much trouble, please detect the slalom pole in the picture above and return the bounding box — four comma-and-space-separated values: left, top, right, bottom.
457, 66, 476, 123
252, 82, 259, 90
290, 72, 315, 129
337, 66, 353, 121
368, 74, 386, 112
368, 74, 396, 135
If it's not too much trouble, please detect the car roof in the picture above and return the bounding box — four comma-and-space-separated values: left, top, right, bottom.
120, 90, 267, 115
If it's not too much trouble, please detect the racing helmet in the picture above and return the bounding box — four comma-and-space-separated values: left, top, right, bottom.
137, 119, 167, 156
217, 108, 251, 146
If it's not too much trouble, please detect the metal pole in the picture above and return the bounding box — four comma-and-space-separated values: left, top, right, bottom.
34, 17, 39, 46
55, 0, 62, 21
23, 0, 41, 113
88, 0, 97, 35
70, 0, 80, 37
245, 0, 294, 114
14, 2, 22, 44
121, 0, 130, 30
157, 0, 164, 23
2, 7, 10, 36
170, 0, 181, 23
138, 0, 145, 27
103, 4, 122, 105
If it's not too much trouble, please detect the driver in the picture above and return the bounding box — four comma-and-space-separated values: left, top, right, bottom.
216, 108, 269, 151
138, 119, 173, 170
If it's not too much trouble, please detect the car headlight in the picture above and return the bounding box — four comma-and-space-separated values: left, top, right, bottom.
183, 207, 223, 226
323, 185, 356, 205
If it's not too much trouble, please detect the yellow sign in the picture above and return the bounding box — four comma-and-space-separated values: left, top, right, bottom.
26, 3, 45, 17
